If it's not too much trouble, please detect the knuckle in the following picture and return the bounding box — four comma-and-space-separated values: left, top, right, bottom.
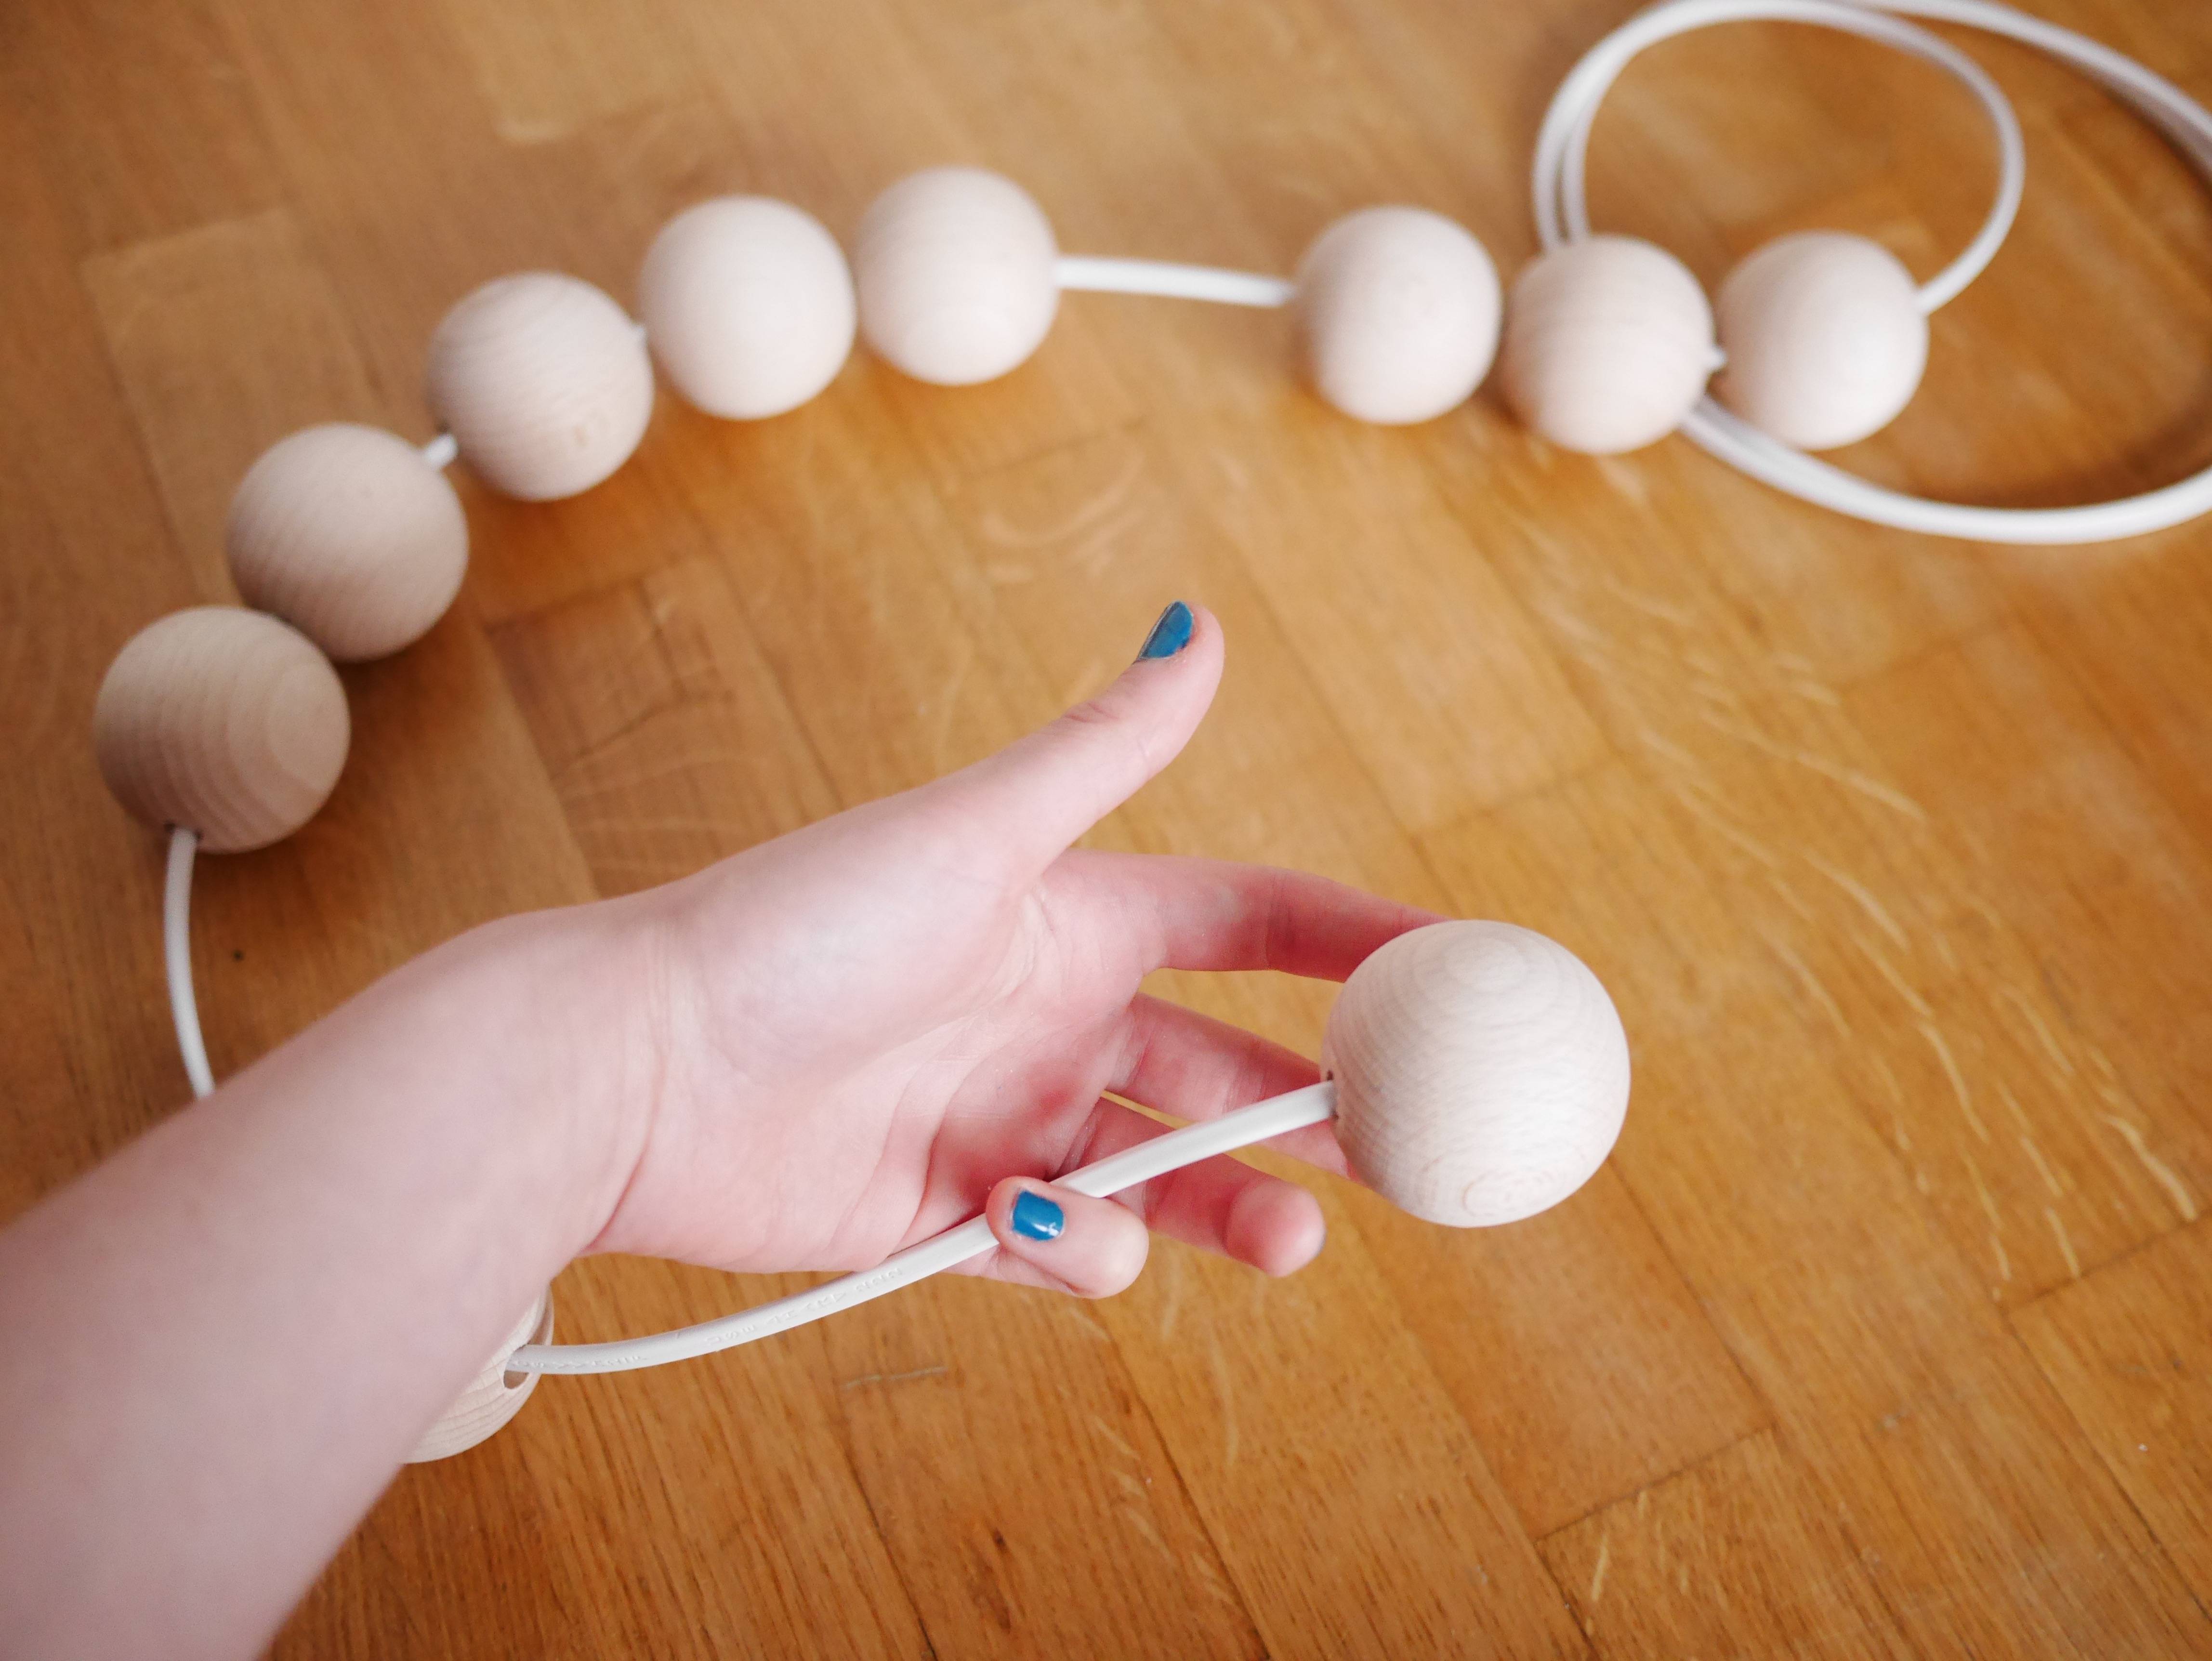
1057, 696, 1121, 732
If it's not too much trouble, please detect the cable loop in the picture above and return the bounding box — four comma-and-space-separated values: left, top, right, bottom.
1537, 0, 2212, 543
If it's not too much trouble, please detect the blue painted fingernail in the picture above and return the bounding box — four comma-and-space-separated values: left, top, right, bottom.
1136, 601, 1194, 661
1011, 1189, 1066, 1241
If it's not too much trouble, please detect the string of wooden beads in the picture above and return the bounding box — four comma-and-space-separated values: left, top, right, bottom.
88, 0, 2212, 852
91, 0, 2212, 858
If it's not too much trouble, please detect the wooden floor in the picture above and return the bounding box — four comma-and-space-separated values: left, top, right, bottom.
7, 0, 2212, 1653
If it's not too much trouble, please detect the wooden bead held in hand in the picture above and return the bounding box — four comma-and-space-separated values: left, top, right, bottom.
639, 196, 856, 418
427, 272, 654, 500
853, 166, 1060, 385
504, 916, 1633, 1379
1294, 206, 1502, 425
1321, 920, 1628, 1226
1714, 231, 1929, 451
94, 608, 350, 853
226, 423, 469, 661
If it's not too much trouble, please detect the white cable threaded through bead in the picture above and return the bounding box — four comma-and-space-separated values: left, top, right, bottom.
506, 1081, 1340, 1374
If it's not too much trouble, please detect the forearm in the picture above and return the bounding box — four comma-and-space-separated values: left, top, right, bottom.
0, 904, 652, 1660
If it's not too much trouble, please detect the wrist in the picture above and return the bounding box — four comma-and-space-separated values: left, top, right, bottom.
376, 898, 667, 1267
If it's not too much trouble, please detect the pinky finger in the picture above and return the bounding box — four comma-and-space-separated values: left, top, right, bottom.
1074, 1097, 1329, 1278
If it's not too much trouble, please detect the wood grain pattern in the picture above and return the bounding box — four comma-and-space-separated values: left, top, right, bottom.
224, 423, 470, 660
1319, 920, 1630, 1227
426, 273, 656, 501
2015, 1217, 2212, 1610
92, 607, 351, 852
1540, 1430, 1909, 1660
11, 0, 2212, 1652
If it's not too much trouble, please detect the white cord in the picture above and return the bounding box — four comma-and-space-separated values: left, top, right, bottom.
1056, 255, 1295, 308
507, 1080, 1339, 1373
1535, 0, 2212, 544
164, 826, 214, 1100
420, 432, 459, 470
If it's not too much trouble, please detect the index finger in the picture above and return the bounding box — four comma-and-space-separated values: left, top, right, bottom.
1050, 851, 1444, 980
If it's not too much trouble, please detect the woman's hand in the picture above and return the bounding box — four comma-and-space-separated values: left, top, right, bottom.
588, 602, 1438, 1296
0, 602, 1440, 1656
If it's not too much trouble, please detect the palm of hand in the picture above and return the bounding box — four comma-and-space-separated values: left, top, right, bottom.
589, 610, 1432, 1289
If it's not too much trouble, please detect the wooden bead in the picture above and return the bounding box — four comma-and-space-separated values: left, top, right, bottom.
425, 273, 654, 501
1715, 231, 1928, 451
407, 1289, 553, 1463
93, 608, 350, 853
639, 196, 855, 419
1320, 920, 1629, 1228
225, 423, 468, 662
854, 167, 1059, 385
1294, 206, 1501, 425
1498, 236, 1716, 454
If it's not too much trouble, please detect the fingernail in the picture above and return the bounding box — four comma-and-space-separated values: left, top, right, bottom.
1010, 1188, 1066, 1241
1136, 601, 1194, 661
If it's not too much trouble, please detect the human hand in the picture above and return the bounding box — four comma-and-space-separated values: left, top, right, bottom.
585, 603, 1438, 1297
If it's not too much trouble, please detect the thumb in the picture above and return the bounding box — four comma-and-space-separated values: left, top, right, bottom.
937, 601, 1222, 868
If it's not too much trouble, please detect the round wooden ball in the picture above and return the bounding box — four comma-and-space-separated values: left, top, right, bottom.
407, 1289, 553, 1463
1498, 236, 1716, 454
225, 423, 468, 661
1294, 206, 1501, 425
1715, 231, 1928, 451
639, 196, 856, 419
1319, 920, 1629, 1227
425, 272, 654, 501
93, 608, 350, 853
853, 166, 1059, 385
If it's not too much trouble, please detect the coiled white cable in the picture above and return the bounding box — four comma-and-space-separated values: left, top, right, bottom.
1534, 0, 2026, 314
1053, 2, 2212, 542
1536, 0, 2212, 543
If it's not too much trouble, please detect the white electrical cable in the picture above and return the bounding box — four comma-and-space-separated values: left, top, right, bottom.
507, 1079, 1339, 1373
164, 826, 214, 1100
1056, 255, 1295, 308
420, 431, 459, 470
1535, 0, 2212, 544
